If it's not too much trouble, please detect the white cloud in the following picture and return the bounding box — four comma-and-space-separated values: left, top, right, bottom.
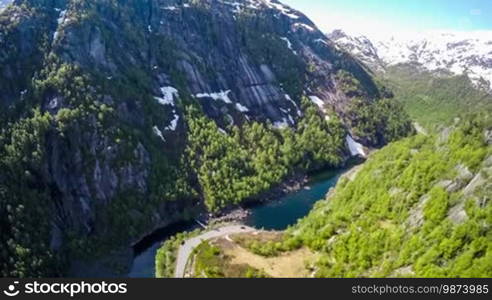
470, 9, 482, 16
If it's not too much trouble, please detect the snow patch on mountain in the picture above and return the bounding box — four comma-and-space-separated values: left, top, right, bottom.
155, 86, 179, 106
153, 126, 165, 141
165, 112, 180, 131
264, 0, 300, 19
196, 90, 233, 104
285, 94, 302, 116
346, 135, 366, 157
280, 37, 297, 55
235, 102, 249, 112
309, 95, 326, 112
219, 0, 300, 19
53, 8, 67, 41
293, 23, 315, 32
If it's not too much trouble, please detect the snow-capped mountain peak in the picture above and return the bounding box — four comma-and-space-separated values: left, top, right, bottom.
328, 29, 384, 72
329, 29, 492, 92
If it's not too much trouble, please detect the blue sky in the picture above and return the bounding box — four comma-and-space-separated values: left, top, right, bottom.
281, 0, 492, 36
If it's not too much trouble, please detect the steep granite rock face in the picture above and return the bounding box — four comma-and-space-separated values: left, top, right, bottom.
46, 0, 380, 126
0, 1, 52, 106
0, 0, 398, 276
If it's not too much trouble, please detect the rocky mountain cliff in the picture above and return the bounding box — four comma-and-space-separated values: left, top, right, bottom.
0, 0, 412, 277
329, 29, 492, 92
3, 0, 384, 119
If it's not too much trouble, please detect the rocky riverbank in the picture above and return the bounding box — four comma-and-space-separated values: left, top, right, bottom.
252, 173, 310, 203
208, 207, 251, 225
199, 172, 309, 225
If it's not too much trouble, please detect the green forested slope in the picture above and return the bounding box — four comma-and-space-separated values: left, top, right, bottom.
242, 113, 492, 278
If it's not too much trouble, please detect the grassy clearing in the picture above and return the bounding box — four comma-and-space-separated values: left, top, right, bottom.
192, 240, 269, 278
220, 238, 317, 278
191, 232, 318, 278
